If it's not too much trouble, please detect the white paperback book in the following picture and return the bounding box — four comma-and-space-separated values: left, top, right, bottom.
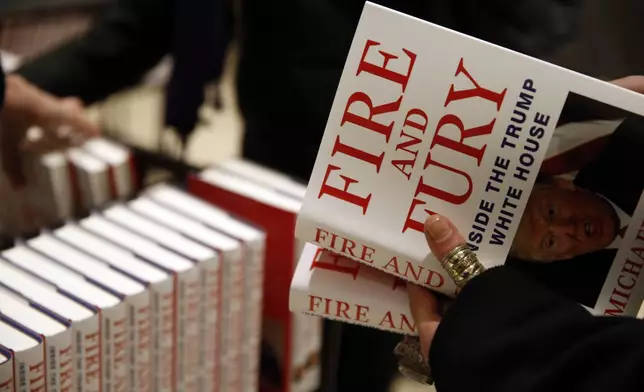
101, 204, 220, 392
0, 348, 14, 392
143, 184, 267, 392
0, 262, 100, 392
53, 224, 174, 392
291, 243, 414, 333
25, 151, 74, 223
67, 148, 110, 211
0, 288, 74, 392
296, 2, 644, 316
1, 247, 127, 392
0, 320, 46, 392
206, 164, 322, 391
28, 234, 152, 392
79, 215, 198, 392
126, 197, 242, 392
82, 138, 134, 200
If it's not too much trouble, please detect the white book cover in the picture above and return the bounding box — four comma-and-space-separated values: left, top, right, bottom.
143, 184, 266, 392
296, 2, 644, 316
0, 348, 14, 392
27, 235, 152, 392
0, 260, 100, 392
79, 215, 197, 392
126, 197, 241, 392
205, 165, 322, 391
290, 243, 414, 334
0, 320, 46, 392
82, 138, 135, 200
53, 224, 173, 392
0, 288, 74, 392
101, 205, 219, 392
1, 248, 127, 392
67, 148, 110, 211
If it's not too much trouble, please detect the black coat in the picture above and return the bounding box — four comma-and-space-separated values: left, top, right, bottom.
432, 267, 644, 391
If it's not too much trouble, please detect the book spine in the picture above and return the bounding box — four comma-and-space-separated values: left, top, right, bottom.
15, 345, 46, 392
176, 269, 201, 392
222, 255, 243, 392
243, 242, 264, 392
102, 305, 129, 392
76, 315, 101, 392
0, 358, 14, 392
296, 217, 456, 295
199, 258, 220, 392
151, 279, 175, 392
46, 329, 74, 392
128, 292, 152, 392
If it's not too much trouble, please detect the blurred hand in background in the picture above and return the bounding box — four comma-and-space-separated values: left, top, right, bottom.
1, 74, 99, 187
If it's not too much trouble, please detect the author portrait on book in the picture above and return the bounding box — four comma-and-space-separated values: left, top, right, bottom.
506, 92, 644, 311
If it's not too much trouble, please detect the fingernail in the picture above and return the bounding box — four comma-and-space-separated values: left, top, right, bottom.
426, 215, 452, 242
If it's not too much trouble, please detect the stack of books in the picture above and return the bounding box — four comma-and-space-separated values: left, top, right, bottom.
0, 137, 136, 237
0, 153, 326, 392
289, 1, 644, 340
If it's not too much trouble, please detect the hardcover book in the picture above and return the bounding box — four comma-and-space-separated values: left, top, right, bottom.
295, 2, 644, 316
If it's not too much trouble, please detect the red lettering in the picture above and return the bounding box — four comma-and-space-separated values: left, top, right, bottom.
383, 257, 444, 288
342, 93, 401, 143
314, 229, 376, 264
318, 165, 371, 214
445, 58, 507, 110
308, 296, 370, 323
29, 361, 46, 392
378, 311, 415, 332
84, 331, 101, 382
0, 378, 12, 392
310, 248, 360, 279
59, 345, 74, 392
331, 136, 384, 173
431, 115, 495, 166
357, 40, 416, 92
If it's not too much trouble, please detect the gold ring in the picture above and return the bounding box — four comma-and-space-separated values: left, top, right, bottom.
440, 244, 485, 288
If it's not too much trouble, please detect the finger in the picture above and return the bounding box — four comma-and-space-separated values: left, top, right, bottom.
407, 284, 441, 362
424, 214, 466, 260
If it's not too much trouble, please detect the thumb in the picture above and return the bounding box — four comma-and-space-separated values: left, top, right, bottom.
424, 214, 466, 260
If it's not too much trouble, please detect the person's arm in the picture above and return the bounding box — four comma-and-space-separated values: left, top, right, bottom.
430, 266, 644, 391
16, 0, 173, 105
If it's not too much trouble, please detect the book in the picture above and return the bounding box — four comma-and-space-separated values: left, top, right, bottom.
294, 2, 644, 316
0, 320, 45, 392
125, 197, 242, 392
53, 224, 174, 392
212, 160, 323, 390
290, 243, 414, 334
0, 348, 14, 392
0, 259, 100, 392
82, 138, 136, 200
143, 184, 267, 392
2, 247, 128, 392
187, 170, 321, 392
27, 234, 152, 392
100, 204, 220, 392
0, 288, 74, 392
79, 215, 197, 392
67, 148, 110, 212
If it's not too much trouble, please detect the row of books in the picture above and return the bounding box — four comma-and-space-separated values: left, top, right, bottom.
0, 157, 323, 392
0, 137, 135, 237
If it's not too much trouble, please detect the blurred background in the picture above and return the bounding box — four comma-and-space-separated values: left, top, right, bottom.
2, 1, 644, 391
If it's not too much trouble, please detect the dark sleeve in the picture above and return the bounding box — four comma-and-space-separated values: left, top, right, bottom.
15, 0, 173, 104
430, 267, 644, 392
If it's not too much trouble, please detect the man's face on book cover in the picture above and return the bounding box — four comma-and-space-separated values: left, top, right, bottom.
511, 178, 619, 262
